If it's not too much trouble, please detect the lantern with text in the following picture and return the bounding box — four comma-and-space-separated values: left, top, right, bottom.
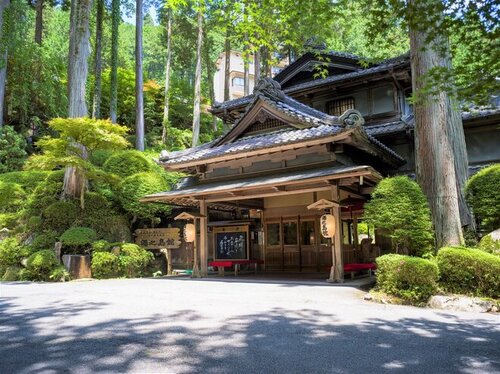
320, 214, 336, 238
184, 223, 196, 243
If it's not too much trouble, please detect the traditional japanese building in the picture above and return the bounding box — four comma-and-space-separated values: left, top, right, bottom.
143, 50, 500, 280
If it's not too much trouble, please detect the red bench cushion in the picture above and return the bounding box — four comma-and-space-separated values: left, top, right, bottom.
343, 263, 376, 272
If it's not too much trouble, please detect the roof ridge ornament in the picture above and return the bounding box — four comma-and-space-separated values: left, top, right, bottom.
340, 109, 365, 127
253, 77, 285, 100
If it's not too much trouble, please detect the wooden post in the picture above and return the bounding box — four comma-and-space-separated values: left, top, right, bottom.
192, 219, 201, 278
199, 199, 208, 277
327, 185, 343, 283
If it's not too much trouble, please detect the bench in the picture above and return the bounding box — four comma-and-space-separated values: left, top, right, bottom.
209, 260, 264, 276
343, 263, 377, 280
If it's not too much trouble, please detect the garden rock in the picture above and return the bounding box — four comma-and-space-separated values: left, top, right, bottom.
428, 295, 494, 313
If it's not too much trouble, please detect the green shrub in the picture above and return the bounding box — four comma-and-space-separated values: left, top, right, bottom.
118, 243, 154, 277
478, 232, 500, 256
437, 246, 500, 298
0, 237, 25, 268
118, 172, 171, 220
0, 182, 26, 213
103, 150, 153, 178
0, 125, 27, 173
42, 201, 79, 233
60, 227, 97, 253
25, 170, 65, 217
89, 149, 113, 167
466, 164, 500, 232
0, 170, 51, 192
27, 216, 43, 231
100, 215, 131, 242
2, 266, 22, 281
25, 250, 59, 281
91, 240, 111, 252
91, 251, 120, 279
31, 231, 59, 251
376, 254, 439, 304
0, 213, 21, 229
364, 176, 434, 256
49, 265, 70, 282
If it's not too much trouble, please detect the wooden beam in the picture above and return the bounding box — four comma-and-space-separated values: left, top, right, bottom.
206, 186, 333, 203
199, 200, 208, 277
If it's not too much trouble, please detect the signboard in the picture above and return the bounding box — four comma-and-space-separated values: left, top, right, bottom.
135, 228, 181, 249
213, 225, 249, 260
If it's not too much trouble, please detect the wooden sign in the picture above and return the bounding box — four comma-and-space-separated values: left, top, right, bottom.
213, 225, 249, 260
135, 228, 181, 249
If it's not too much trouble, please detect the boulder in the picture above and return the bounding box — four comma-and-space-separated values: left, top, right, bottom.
429, 295, 494, 313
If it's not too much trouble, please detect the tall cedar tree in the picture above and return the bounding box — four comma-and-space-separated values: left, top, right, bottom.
92, 0, 104, 119
135, 0, 145, 151
64, 0, 93, 201
109, 0, 119, 123
191, 2, 203, 147
161, 8, 173, 144
0, 0, 9, 129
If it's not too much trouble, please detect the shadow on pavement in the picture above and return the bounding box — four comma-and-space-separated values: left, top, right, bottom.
0, 296, 498, 373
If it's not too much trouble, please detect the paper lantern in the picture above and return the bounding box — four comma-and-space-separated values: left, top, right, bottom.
184, 223, 196, 243
320, 214, 336, 238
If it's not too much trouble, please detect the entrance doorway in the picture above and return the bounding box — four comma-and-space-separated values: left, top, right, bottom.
264, 216, 331, 272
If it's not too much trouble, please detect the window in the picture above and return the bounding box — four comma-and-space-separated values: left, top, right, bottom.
300, 221, 316, 245
372, 85, 395, 114
232, 77, 244, 87
283, 221, 298, 245
326, 97, 355, 116
267, 223, 281, 246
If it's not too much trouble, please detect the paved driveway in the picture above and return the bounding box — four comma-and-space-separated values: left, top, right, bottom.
1, 277, 499, 373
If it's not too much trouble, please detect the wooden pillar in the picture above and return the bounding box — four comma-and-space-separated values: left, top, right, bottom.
199, 199, 208, 277
192, 222, 201, 278
328, 185, 344, 282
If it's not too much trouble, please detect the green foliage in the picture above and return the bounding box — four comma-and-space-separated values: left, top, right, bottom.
118, 172, 171, 220
364, 176, 434, 256
103, 150, 153, 178
0, 126, 27, 173
2, 266, 22, 281
0, 213, 21, 229
0, 171, 51, 192
60, 227, 97, 249
478, 233, 500, 256
437, 247, 500, 298
376, 254, 439, 304
25, 249, 60, 281
27, 216, 43, 231
42, 201, 78, 233
31, 231, 59, 251
49, 265, 70, 282
118, 243, 154, 277
0, 182, 26, 213
466, 164, 500, 233
91, 240, 112, 252
0, 237, 25, 268
91, 251, 120, 279
89, 149, 113, 167
25, 170, 65, 217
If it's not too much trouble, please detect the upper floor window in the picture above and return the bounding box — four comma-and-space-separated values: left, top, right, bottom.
326, 97, 355, 116
232, 77, 244, 87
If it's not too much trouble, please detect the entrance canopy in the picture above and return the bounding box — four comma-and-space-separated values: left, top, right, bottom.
141, 165, 381, 207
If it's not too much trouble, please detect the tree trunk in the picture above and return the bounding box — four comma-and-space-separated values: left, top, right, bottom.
92, 0, 104, 119
191, 7, 203, 147
0, 0, 9, 129
254, 47, 260, 83
65, 0, 92, 201
35, 0, 43, 45
161, 9, 172, 144
109, 0, 119, 123
135, 0, 144, 151
410, 25, 464, 248
204, 42, 217, 131
223, 30, 230, 101
243, 48, 249, 96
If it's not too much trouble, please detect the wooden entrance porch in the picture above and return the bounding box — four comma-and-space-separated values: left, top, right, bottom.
142, 164, 381, 282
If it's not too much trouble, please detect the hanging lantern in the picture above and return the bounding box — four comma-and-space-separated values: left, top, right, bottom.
320, 214, 336, 238
184, 223, 196, 243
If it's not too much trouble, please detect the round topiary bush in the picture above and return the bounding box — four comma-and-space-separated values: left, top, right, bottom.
91, 240, 111, 252
363, 176, 434, 256
31, 231, 59, 251
103, 150, 153, 178
60, 227, 97, 251
466, 164, 500, 233
42, 201, 79, 233
0, 182, 26, 213
25, 249, 59, 281
91, 251, 119, 279
437, 246, 500, 298
118, 172, 171, 220
478, 230, 500, 256
27, 216, 43, 231
376, 254, 439, 304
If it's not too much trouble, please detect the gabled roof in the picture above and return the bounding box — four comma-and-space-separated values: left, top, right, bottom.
159, 78, 405, 169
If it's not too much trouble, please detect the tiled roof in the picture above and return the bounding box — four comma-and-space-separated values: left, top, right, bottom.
365, 121, 411, 136
462, 107, 500, 120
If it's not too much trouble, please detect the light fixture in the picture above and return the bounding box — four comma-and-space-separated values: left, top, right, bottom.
320, 214, 336, 238
184, 223, 196, 243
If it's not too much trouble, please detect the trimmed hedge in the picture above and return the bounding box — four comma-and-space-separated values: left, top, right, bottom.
60, 227, 97, 252
25, 250, 59, 281
437, 247, 500, 298
119, 243, 154, 277
103, 150, 153, 178
42, 201, 79, 233
376, 254, 439, 304
91, 251, 120, 279
466, 164, 500, 232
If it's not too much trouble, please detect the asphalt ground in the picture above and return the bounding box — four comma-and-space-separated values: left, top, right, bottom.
1, 276, 499, 373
